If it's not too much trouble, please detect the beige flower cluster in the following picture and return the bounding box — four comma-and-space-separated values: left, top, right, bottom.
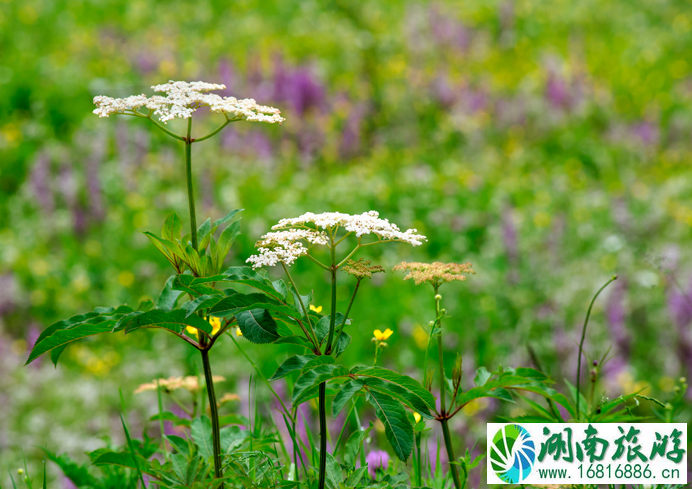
393, 261, 475, 286
93, 80, 284, 124
341, 258, 385, 279
134, 375, 226, 394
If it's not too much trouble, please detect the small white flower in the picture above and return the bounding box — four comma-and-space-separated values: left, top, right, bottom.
247, 211, 426, 268
93, 80, 285, 125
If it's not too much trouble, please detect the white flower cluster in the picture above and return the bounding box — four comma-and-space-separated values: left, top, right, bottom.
93, 80, 285, 124
274, 211, 426, 245
247, 211, 426, 268
246, 229, 328, 268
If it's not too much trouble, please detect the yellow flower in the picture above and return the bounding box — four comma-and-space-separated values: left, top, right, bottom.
186, 316, 222, 338
413, 412, 421, 423
373, 328, 393, 341
235, 327, 243, 336
310, 304, 323, 313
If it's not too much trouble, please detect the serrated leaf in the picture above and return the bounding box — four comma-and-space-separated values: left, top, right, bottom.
273, 335, 314, 349
50, 344, 68, 367
209, 293, 299, 321
165, 435, 190, 455
325, 453, 342, 489
191, 416, 214, 460
213, 209, 243, 230
157, 275, 184, 310
272, 280, 288, 300
41, 449, 98, 487
236, 309, 280, 344
292, 360, 348, 405
183, 294, 224, 318
220, 426, 248, 453
362, 378, 434, 419
332, 379, 364, 417
365, 389, 413, 461
222, 266, 288, 302
124, 309, 212, 336
26, 306, 134, 365
269, 354, 317, 381
345, 466, 368, 486
354, 367, 436, 413
344, 422, 373, 467
333, 332, 351, 358
217, 220, 241, 264
162, 212, 184, 240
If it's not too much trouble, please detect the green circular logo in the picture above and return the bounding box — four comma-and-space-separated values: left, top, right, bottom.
490, 424, 536, 483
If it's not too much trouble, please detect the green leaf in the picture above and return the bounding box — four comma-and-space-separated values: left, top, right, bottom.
162, 212, 184, 240
362, 378, 434, 419
236, 309, 280, 344
333, 332, 351, 358
50, 344, 68, 367
41, 449, 98, 487
197, 218, 213, 251
217, 220, 241, 263
26, 305, 134, 365
354, 367, 436, 413
273, 335, 313, 349
332, 379, 364, 417
345, 466, 368, 486
324, 453, 342, 489
269, 354, 317, 381
220, 426, 248, 452
213, 208, 243, 230
183, 294, 225, 318
292, 359, 348, 405
289, 286, 312, 318
272, 280, 288, 300
157, 275, 184, 310
365, 389, 413, 461
191, 416, 214, 460
124, 309, 213, 336
165, 435, 190, 455
344, 422, 373, 467
209, 292, 299, 321
474, 366, 492, 387
89, 449, 152, 474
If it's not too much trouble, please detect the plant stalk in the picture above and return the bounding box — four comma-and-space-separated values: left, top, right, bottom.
435, 289, 461, 489
318, 241, 338, 489
201, 347, 224, 484
575, 275, 617, 419
441, 418, 462, 489
185, 118, 198, 250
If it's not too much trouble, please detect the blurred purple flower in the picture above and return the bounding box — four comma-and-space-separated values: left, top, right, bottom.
431, 75, 456, 108
631, 121, 659, 146
546, 70, 570, 109
340, 103, 367, 158
501, 204, 519, 274
62, 476, 78, 489
667, 275, 692, 382
30, 152, 54, 214
606, 278, 630, 359
366, 449, 390, 478
0, 273, 17, 316
429, 4, 470, 49
218, 59, 236, 94
86, 132, 106, 222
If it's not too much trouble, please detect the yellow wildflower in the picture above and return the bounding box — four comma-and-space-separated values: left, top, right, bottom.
310, 304, 323, 313
135, 375, 225, 394
413, 412, 421, 423
373, 328, 393, 341
186, 316, 222, 338
236, 327, 243, 336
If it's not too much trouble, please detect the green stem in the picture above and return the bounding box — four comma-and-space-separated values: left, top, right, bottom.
281, 262, 319, 346
575, 275, 617, 420
156, 378, 168, 461
332, 279, 362, 353
440, 418, 461, 489
184, 118, 198, 250
193, 119, 234, 143
200, 347, 223, 484
318, 243, 338, 489
415, 432, 423, 487
317, 383, 327, 489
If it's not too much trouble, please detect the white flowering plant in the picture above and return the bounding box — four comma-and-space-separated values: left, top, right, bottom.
23, 81, 573, 489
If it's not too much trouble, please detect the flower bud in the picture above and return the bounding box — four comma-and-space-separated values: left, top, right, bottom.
680, 377, 687, 384
434, 294, 442, 301
440, 308, 446, 314
429, 320, 435, 326
592, 360, 598, 366
17, 469, 24, 475
380, 342, 388, 349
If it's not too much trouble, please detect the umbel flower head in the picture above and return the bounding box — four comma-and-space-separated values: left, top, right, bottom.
342, 258, 385, 280
247, 211, 426, 269
93, 80, 285, 124
393, 261, 475, 287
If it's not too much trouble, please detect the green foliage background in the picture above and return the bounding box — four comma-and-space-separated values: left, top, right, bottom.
1, 0, 691, 485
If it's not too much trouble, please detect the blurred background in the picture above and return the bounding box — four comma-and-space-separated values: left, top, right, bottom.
1, 0, 691, 485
